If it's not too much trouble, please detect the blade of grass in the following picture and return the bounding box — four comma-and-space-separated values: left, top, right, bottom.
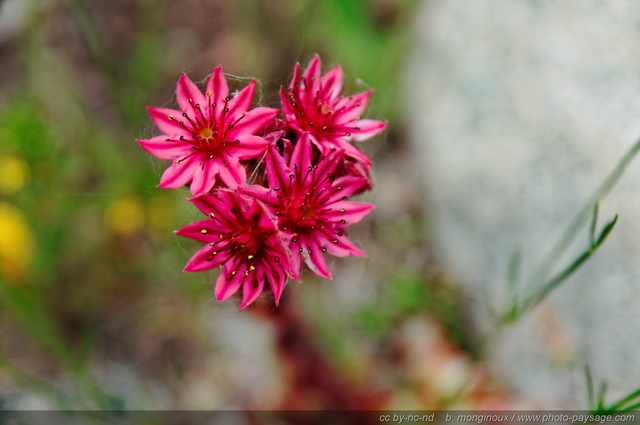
589, 203, 599, 246
586, 365, 595, 409
606, 387, 640, 412
499, 209, 618, 325
527, 137, 640, 290
598, 382, 609, 411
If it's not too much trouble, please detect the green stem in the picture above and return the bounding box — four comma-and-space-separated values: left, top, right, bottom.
608, 387, 640, 412
499, 214, 617, 326
526, 137, 640, 289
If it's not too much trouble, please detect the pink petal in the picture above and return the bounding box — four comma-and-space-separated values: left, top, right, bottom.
264, 239, 298, 281
291, 133, 314, 173
341, 152, 374, 180
227, 134, 269, 160
183, 243, 229, 272
189, 158, 220, 196
313, 147, 344, 178
328, 175, 370, 201
226, 80, 256, 115
265, 264, 288, 305
252, 199, 279, 230
158, 153, 199, 189
227, 107, 280, 138
323, 200, 375, 226
301, 238, 332, 279
216, 154, 246, 188
215, 259, 244, 301
321, 65, 343, 102
266, 145, 294, 193
240, 274, 265, 310
286, 246, 302, 279
189, 194, 229, 220
320, 230, 365, 257
205, 67, 229, 119
288, 62, 302, 90
349, 119, 387, 141
280, 86, 297, 119
176, 73, 205, 113
334, 138, 373, 165
175, 219, 216, 243
306, 133, 332, 156
335, 91, 372, 124
219, 188, 250, 216
277, 239, 299, 280
148, 107, 191, 137
137, 136, 192, 161
238, 184, 276, 205
302, 55, 322, 96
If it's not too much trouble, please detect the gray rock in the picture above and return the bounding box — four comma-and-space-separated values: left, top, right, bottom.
406, 0, 640, 407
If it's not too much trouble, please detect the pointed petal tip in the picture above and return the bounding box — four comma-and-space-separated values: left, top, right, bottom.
215, 290, 228, 302
317, 270, 333, 279
353, 249, 367, 257
183, 264, 197, 272
239, 298, 251, 310
289, 270, 301, 281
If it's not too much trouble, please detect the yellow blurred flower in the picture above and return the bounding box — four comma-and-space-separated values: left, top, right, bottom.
148, 196, 175, 235
105, 196, 145, 236
0, 155, 29, 194
0, 203, 35, 284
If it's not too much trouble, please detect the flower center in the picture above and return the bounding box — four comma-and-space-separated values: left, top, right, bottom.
283, 196, 319, 230
200, 127, 213, 139
194, 126, 226, 153
319, 103, 333, 115
302, 203, 315, 219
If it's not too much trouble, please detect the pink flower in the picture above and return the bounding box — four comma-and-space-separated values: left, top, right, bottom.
176, 190, 298, 309
281, 55, 387, 165
241, 134, 374, 278
138, 67, 279, 195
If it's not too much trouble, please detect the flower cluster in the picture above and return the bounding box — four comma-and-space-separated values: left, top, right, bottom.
137, 55, 386, 309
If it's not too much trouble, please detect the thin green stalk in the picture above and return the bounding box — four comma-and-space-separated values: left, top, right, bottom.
607, 387, 640, 412
527, 137, 640, 289
480, 138, 640, 354
506, 213, 617, 324
586, 365, 596, 409
590, 381, 640, 414
498, 209, 617, 326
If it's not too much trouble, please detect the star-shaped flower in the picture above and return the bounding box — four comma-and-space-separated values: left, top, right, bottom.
138, 67, 279, 195
241, 134, 374, 278
176, 189, 298, 309
281, 55, 387, 165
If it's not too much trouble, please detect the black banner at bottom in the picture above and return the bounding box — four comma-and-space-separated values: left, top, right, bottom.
0, 410, 637, 425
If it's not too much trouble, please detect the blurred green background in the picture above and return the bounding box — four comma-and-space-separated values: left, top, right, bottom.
0, 0, 519, 412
